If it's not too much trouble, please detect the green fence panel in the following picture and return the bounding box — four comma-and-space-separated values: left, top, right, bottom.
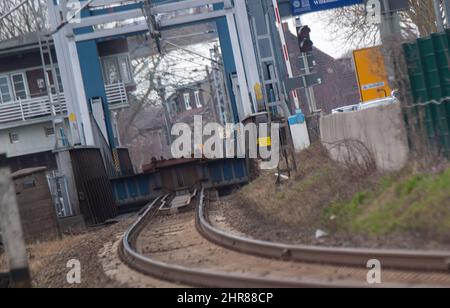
403, 31, 450, 157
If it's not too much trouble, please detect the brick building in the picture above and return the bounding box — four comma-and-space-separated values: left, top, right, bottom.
283, 25, 361, 114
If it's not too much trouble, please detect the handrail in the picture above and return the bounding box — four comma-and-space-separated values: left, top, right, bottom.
0, 94, 67, 125
105, 82, 128, 107
0, 82, 128, 125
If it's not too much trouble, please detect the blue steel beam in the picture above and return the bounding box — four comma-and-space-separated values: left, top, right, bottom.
215, 16, 239, 123
74, 0, 241, 124
75, 1, 118, 148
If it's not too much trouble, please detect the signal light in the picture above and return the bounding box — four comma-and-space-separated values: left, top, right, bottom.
297, 25, 313, 53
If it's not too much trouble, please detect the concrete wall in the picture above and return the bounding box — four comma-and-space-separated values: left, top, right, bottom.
0, 119, 72, 158
320, 104, 409, 172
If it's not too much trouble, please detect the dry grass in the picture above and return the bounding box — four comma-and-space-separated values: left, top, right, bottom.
235, 143, 380, 231
0, 234, 88, 275
27, 235, 86, 277
0, 219, 132, 288
235, 140, 450, 243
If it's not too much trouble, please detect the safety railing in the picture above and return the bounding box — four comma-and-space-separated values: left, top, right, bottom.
105, 82, 129, 109
0, 94, 67, 125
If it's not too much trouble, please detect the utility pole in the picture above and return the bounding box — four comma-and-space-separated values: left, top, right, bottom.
295, 17, 318, 113
380, 0, 402, 88
210, 45, 231, 125
156, 77, 173, 146
206, 66, 220, 123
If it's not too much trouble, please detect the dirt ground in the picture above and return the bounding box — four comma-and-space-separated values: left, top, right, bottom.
0, 215, 179, 288
222, 144, 450, 251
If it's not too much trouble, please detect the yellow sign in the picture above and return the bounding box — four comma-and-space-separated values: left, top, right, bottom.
258, 137, 271, 147
353, 46, 391, 102
69, 112, 77, 123
254, 83, 264, 101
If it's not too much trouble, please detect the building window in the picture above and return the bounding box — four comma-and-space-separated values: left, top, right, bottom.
9, 132, 19, 144
102, 55, 133, 85
184, 93, 192, 110
11, 73, 28, 100
194, 91, 202, 108
0, 76, 12, 104
45, 127, 55, 137
103, 58, 120, 84
0, 72, 31, 103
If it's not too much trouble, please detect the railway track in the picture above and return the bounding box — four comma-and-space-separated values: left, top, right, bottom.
198, 190, 450, 272
119, 189, 450, 288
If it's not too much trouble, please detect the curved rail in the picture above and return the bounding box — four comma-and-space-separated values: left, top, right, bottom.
197, 189, 450, 272
119, 194, 384, 288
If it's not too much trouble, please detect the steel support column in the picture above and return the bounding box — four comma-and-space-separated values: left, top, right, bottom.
226, 13, 254, 119
47, 0, 94, 146
234, 0, 262, 113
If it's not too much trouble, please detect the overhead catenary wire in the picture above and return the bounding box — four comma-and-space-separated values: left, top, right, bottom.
51, 0, 95, 35
164, 52, 220, 71
23, 0, 96, 38
0, 0, 96, 38
164, 29, 217, 41
158, 70, 207, 86
163, 39, 221, 65
43, 0, 224, 114
44, 0, 221, 67
165, 55, 212, 69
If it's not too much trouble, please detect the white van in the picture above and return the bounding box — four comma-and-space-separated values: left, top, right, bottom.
332, 90, 399, 114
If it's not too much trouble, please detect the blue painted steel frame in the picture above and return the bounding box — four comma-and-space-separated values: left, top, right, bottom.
289, 0, 364, 15
110, 159, 249, 207
74, 0, 241, 130
75, 4, 121, 148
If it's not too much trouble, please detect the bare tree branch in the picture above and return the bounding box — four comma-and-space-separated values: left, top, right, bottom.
319, 1, 439, 52
0, 0, 47, 40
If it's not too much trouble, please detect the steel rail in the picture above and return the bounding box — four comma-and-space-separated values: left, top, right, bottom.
118, 191, 421, 288
197, 189, 450, 272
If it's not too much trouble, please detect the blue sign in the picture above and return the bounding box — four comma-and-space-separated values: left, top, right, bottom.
290, 0, 364, 15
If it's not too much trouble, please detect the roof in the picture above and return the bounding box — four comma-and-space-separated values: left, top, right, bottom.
11, 166, 47, 179
0, 31, 51, 55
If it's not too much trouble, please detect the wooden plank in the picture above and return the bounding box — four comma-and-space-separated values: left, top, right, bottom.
16, 187, 52, 205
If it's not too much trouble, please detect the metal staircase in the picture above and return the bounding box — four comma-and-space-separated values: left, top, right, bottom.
32, 0, 67, 150
37, 32, 66, 149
